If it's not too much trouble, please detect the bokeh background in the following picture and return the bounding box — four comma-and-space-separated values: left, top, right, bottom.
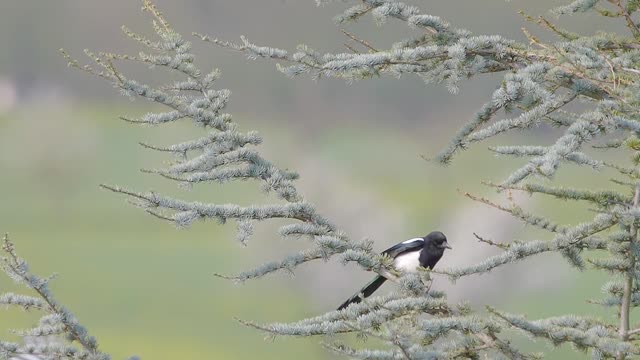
0, 1, 631, 359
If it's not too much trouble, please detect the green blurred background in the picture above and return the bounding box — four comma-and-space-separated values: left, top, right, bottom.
0, 0, 632, 359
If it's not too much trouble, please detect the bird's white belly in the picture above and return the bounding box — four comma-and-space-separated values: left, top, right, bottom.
393, 251, 421, 273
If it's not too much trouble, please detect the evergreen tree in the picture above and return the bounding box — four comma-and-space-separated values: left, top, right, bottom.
4, 0, 640, 359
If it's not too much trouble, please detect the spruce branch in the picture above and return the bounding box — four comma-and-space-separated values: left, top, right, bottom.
462, 189, 568, 233
55, 0, 640, 358
199, 0, 640, 358
0, 234, 113, 360
519, 10, 579, 40
489, 182, 632, 209
64, 3, 392, 283
618, 183, 640, 359
436, 213, 616, 280
488, 307, 640, 358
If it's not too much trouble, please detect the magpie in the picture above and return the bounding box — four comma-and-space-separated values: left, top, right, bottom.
337, 231, 451, 310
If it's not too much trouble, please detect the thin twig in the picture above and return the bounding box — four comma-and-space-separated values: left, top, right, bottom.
608, 0, 640, 38
340, 29, 379, 52
473, 233, 510, 250
343, 43, 360, 54
1, 235, 102, 356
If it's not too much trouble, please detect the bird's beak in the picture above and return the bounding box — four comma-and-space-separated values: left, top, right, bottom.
442, 241, 452, 250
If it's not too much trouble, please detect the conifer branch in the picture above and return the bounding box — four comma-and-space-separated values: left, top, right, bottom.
462, 190, 567, 233
1, 234, 114, 360
50, 0, 640, 358
437, 213, 616, 279
489, 307, 640, 358
618, 183, 640, 359
63, 5, 393, 284
490, 182, 632, 209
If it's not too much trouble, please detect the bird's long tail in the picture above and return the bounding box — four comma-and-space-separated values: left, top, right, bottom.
337, 275, 387, 310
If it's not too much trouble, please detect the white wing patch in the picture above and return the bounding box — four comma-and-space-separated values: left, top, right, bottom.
401, 237, 423, 244
393, 251, 421, 273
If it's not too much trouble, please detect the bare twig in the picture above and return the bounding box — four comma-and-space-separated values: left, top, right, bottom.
608, 0, 640, 38
473, 232, 510, 250
340, 29, 379, 52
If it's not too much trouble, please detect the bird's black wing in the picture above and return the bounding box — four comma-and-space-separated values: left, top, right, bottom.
382, 238, 424, 258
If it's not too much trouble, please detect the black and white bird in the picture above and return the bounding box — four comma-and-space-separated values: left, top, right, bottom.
337, 231, 451, 310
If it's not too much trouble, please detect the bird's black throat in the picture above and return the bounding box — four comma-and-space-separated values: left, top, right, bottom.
418, 242, 445, 269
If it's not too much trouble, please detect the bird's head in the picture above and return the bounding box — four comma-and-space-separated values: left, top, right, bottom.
423, 231, 451, 251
